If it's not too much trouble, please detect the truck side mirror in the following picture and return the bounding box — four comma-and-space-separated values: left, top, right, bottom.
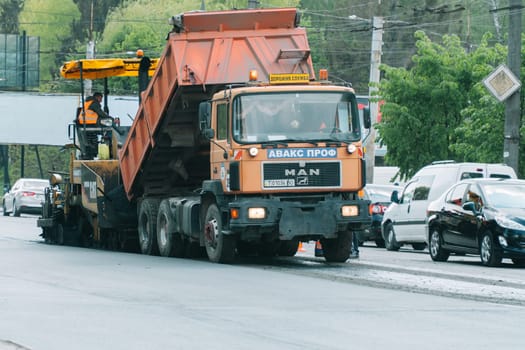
363, 106, 371, 129
203, 128, 215, 139
198, 101, 211, 130
198, 101, 215, 139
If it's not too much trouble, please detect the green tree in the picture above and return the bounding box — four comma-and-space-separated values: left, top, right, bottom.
1, 145, 69, 195
451, 33, 525, 177
0, 0, 24, 34
19, 0, 80, 86
376, 31, 496, 179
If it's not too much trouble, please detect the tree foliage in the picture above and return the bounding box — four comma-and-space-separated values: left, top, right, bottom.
0, 0, 24, 34
19, 0, 80, 85
375, 30, 522, 179
0, 145, 70, 195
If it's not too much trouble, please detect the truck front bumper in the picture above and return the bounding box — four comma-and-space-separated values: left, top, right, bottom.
228, 198, 370, 240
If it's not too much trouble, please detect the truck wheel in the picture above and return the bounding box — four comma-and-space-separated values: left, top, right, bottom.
203, 203, 236, 263
278, 239, 299, 257
157, 200, 185, 258
138, 199, 160, 256
384, 223, 400, 251
321, 231, 352, 262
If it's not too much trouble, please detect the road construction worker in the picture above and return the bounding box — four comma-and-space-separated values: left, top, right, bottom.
137, 49, 151, 102
78, 92, 111, 125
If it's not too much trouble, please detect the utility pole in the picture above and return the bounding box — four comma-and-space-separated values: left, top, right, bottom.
503, 0, 522, 175
85, 0, 95, 97
365, 16, 384, 184
1, 145, 10, 193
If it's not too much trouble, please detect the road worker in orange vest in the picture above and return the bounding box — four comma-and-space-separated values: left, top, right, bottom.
79, 92, 111, 125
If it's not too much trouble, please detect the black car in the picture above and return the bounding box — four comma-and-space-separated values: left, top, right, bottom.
426, 178, 525, 267
357, 184, 400, 247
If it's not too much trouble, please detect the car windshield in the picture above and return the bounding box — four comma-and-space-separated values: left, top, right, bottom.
367, 187, 397, 202
483, 183, 525, 209
23, 180, 49, 189
232, 91, 361, 144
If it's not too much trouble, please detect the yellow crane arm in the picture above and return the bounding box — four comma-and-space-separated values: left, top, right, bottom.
60, 58, 158, 80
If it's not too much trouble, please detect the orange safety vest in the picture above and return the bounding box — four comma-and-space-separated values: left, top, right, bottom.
78, 99, 98, 124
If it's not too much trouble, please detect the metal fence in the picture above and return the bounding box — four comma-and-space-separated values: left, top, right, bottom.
0, 33, 40, 90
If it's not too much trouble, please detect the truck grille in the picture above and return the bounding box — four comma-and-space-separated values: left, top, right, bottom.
262, 161, 341, 189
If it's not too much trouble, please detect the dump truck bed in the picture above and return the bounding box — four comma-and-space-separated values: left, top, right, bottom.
119, 7, 315, 199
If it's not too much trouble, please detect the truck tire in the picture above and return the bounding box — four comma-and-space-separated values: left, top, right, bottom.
321, 231, 352, 262
157, 199, 184, 258
138, 199, 160, 256
202, 203, 236, 263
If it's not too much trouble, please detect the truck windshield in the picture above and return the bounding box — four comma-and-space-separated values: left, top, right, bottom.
232, 92, 361, 144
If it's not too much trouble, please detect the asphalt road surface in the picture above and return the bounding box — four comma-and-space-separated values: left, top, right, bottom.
1, 214, 525, 350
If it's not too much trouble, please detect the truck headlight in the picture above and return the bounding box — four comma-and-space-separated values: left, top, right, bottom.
248, 207, 266, 219
341, 205, 359, 217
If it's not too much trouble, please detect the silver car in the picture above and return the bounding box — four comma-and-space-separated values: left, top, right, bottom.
2, 178, 49, 217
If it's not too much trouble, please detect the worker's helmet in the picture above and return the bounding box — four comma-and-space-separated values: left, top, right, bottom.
136, 49, 144, 57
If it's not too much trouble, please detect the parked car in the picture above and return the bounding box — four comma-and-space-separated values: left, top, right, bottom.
427, 178, 525, 267
2, 178, 49, 217
381, 161, 517, 251
357, 184, 400, 247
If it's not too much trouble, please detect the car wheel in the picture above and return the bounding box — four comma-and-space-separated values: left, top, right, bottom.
480, 231, 502, 267
412, 243, 427, 251
384, 223, 400, 251
429, 227, 450, 262
2, 201, 8, 216
13, 200, 21, 217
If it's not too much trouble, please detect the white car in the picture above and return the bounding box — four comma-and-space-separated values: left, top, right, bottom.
2, 178, 49, 217
381, 161, 516, 251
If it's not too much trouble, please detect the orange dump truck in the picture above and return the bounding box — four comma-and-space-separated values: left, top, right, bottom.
39, 7, 371, 263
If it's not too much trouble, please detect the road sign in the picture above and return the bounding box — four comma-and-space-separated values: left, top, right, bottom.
483, 64, 521, 102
